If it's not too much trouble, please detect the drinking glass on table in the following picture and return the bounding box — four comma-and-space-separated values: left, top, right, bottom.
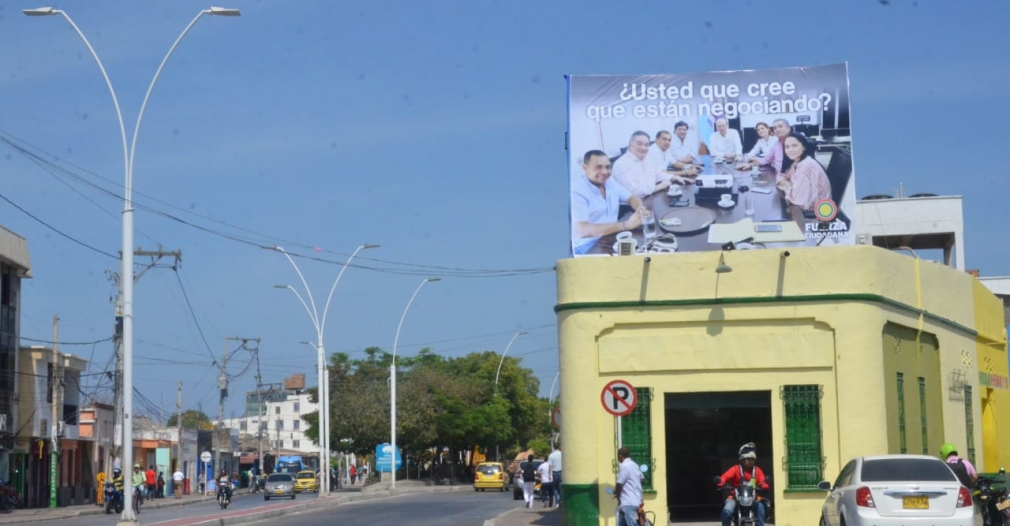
641, 209, 657, 240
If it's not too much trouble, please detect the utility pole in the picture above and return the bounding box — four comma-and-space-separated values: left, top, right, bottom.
109, 247, 181, 467
50, 315, 59, 509
215, 336, 260, 486
177, 382, 183, 484
255, 372, 264, 475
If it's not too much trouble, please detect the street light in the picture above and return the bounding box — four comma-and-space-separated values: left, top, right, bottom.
390, 277, 441, 489
268, 244, 377, 497
25, 6, 239, 521
492, 331, 526, 460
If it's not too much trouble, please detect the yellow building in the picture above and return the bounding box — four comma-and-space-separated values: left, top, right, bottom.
556, 245, 1008, 526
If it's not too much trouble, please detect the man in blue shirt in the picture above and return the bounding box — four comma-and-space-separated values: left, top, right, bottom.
571, 150, 645, 255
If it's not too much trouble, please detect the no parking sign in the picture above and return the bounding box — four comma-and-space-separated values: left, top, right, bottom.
601, 380, 637, 417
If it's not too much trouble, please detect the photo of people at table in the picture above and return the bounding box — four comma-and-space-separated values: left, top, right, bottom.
568, 65, 856, 256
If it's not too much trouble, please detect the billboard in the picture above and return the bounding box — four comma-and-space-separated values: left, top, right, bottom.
568, 63, 855, 257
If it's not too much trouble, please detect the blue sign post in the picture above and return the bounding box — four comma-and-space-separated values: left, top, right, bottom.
375, 443, 402, 473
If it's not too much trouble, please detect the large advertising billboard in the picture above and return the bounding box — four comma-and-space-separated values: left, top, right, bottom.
568, 63, 855, 257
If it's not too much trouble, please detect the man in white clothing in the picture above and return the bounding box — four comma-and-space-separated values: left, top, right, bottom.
172, 469, 184, 499
648, 130, 675, 166
708, 118, 743, 160
669, 121, 699, 166
615, 447, 644, 526
614, 131, 695, 198
548, 444, 562, 506
537, 460, 554, 508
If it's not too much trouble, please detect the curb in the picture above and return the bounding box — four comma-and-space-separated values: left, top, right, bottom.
0, 496, 219, 525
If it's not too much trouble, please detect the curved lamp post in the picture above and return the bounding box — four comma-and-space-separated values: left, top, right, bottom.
390, 277, 440, 489
269, 244, 378, 497
24, 6, 239, 520
491, 331, 526, 460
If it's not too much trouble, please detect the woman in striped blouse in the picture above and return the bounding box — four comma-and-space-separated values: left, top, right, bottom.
776, 132, 831, 210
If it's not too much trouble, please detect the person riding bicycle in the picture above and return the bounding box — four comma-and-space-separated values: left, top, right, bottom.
716, 443, 769, 526
217, 469, 233, 502
131, 464, 146, 504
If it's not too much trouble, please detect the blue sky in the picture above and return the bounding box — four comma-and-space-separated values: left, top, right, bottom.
2, 0, 1008, 420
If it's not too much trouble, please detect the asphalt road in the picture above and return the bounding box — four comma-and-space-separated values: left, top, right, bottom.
255, 488, 521, 526
54, 490, 318, 526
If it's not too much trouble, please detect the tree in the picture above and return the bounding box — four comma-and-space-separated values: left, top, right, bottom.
166, 409, 214, 430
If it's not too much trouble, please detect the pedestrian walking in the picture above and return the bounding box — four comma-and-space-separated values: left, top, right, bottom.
521, 456, 536, 508
157, 472, 166, 498
172, 468, 184, 499
548, 444, 563, 506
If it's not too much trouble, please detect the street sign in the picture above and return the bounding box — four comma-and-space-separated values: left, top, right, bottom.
201, 451, 212, 463
601, 380, 637, 417
375, 443, 402, 473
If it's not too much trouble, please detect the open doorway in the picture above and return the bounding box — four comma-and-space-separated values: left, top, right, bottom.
665, 391, 773, 522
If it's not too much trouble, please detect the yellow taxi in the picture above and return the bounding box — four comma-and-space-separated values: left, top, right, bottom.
294, 470, 318, 493
473, 462, 508, 492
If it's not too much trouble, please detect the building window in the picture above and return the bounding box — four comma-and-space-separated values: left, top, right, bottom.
240, 421, 247, 431
918, 377, 928, 455
293, 420, 300, 430
275, 406, 280, 415
782, 384, 824, 490
618, 387, 653, 491
964, 385, 975, 464
293, 402, 300, 412
293, 440, 300, 448
897, 373, 906, 454
260, 421, 267, 431
277, 420, 284, 431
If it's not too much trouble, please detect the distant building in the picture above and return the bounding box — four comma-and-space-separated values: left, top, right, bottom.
222, 375, 319, 470
0, 226, 31, 485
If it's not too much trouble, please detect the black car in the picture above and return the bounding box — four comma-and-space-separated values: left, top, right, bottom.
511, 459, 545, 500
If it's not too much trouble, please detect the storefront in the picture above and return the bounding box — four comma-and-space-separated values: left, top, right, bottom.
556, 245, 1009, 526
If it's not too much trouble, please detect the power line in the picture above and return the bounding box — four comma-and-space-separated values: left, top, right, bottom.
20, 335, 114, 346
172, 268, 222, 372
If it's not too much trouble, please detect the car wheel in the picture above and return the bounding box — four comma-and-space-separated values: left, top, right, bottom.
264, 496, 269, 501
820, 514, 828, 526
292, 494, 296, 499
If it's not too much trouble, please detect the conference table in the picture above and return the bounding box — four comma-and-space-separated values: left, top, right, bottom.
583, 156, 815, 256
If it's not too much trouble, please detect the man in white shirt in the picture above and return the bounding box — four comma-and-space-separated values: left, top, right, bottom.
708, 118, 743, 160
537, 460, 554, 508
172, 469, 184, 499
548, 444, 562, 507
615, 447, 643, 526
614, 131, 695, 198
648, 130, 675, 166
668, 121, 700, 167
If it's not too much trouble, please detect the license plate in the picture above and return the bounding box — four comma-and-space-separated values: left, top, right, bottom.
903, 496, 929, 509
274, 489, 284, 494
996, 500, 1010, 511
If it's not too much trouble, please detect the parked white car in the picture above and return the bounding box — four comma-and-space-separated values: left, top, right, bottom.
818, 455, 982, 526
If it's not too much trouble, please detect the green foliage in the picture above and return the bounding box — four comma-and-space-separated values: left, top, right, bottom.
166, 409, 214, 431
302, 346, 554, 461
528, 437, 552, 459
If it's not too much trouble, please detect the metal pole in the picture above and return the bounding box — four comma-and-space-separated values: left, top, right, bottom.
50, 315, 59, 509
493, 332, 526, 462
176, 381, 182, 496
390, 278, 440, 489
215, 338, 229, 490
24, 8, 241, 522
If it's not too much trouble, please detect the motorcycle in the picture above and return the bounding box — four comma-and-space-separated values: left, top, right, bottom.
217, 481, 233, 509
714, 476, 771, 526
976, 469, 1010, 526
104, 483, 124, 514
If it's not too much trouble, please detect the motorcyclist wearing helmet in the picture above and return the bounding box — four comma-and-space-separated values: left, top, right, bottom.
716, 443, 769, 526
940, 443, 977, 487
217, 469, 233, 501
112, 468, 125, 492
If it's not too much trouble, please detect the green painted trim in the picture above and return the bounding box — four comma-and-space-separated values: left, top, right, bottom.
554, 293, 978, 337
784, 488, 828, 494
561, 483, 600, 526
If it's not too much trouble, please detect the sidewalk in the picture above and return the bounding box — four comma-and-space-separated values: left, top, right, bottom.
0, 482, 466, 525
0, 492, 217, 525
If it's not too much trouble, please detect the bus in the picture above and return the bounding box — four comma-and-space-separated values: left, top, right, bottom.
275, 456, 305, 475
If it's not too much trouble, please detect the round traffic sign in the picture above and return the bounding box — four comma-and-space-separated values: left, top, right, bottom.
600, 380, 637, 417
200, 451, 212, 463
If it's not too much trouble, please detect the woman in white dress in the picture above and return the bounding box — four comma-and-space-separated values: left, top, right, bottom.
747, 122, 777, 159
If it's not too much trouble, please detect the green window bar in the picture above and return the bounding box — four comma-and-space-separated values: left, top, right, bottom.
918, 377, 928, 455
782, 385, 824, 490
619, 387, 654, 491
897, 373, 907, 454
964, 385, 975, 465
